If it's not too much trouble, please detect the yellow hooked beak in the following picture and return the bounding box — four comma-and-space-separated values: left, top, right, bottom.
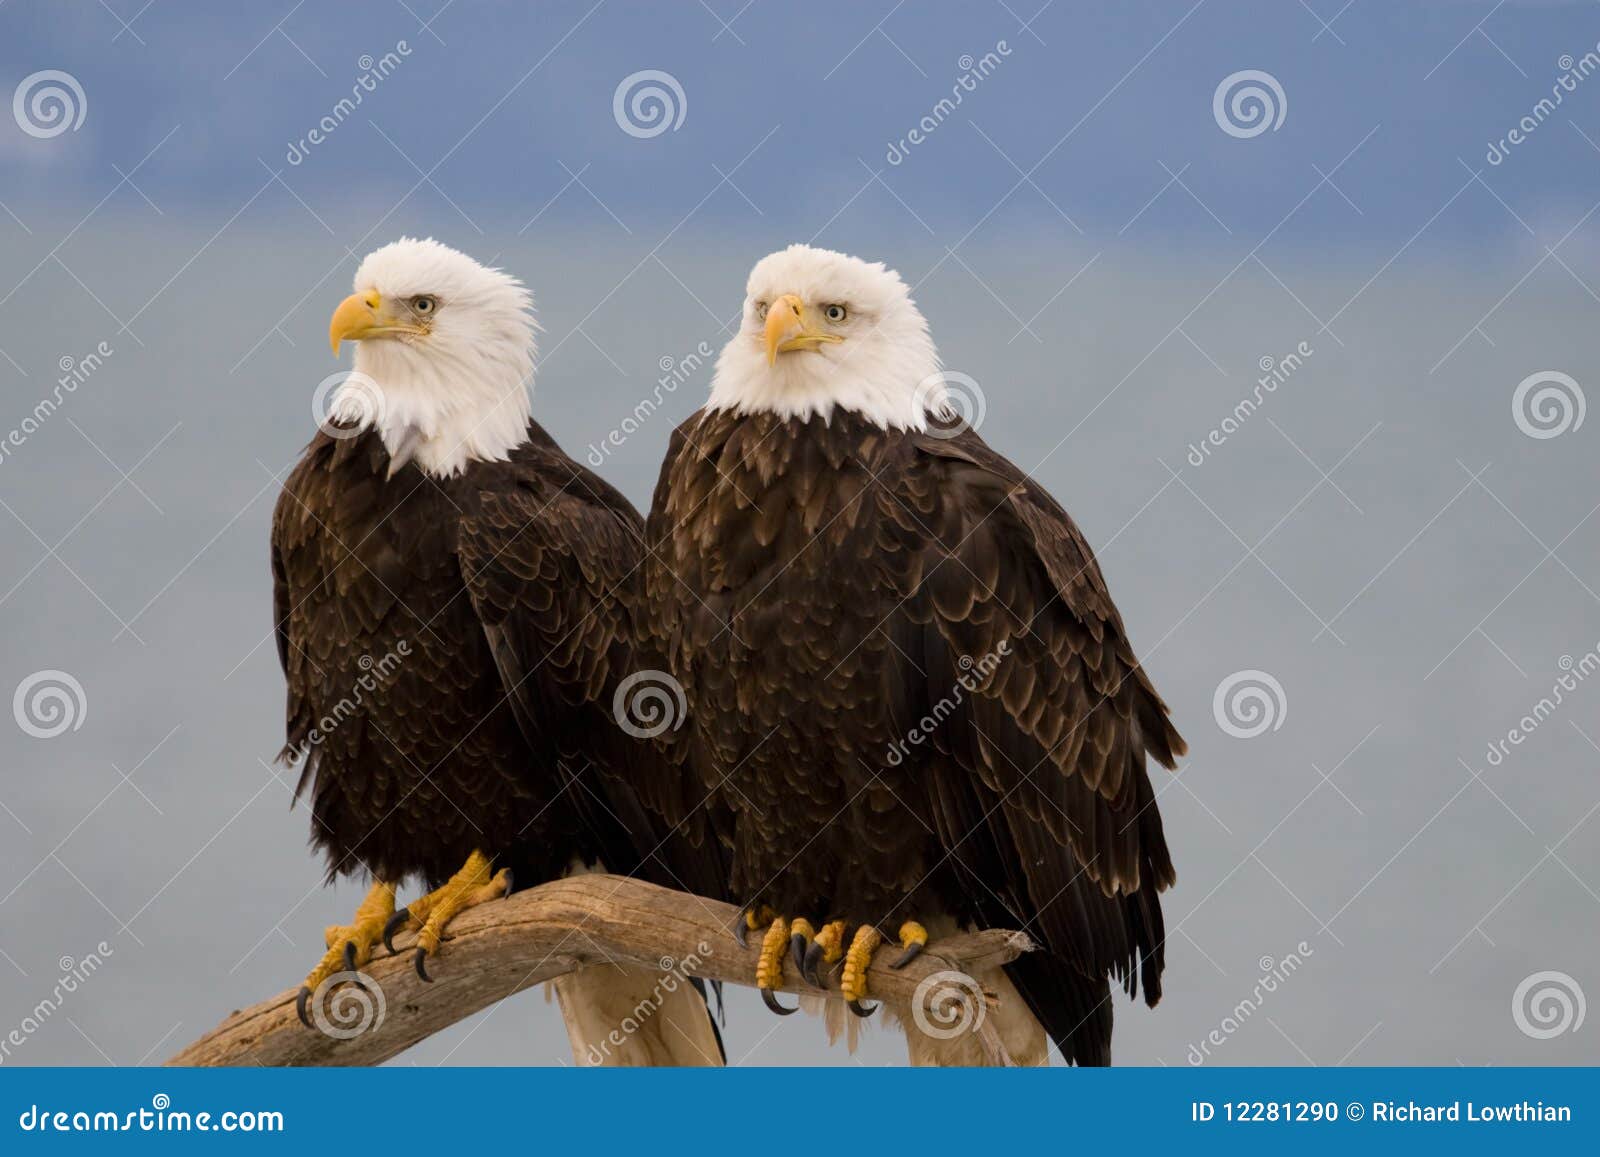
328, 291, 424, 356
763, 293, 842, 366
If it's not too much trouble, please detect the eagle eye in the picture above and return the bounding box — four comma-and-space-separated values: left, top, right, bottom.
753, 301, 769, 322
824, 304, 847, 323
411, 295, 436, 315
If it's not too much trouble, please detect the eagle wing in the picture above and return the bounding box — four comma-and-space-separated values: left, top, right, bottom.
896, 429, 1184, 1064
455, 448, 729, 904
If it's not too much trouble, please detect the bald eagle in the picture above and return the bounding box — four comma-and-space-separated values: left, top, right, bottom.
272, 238, 726, 1065
640, 245, 1184, 1066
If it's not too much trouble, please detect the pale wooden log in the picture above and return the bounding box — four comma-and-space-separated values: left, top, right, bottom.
168, 875, 1034, 1066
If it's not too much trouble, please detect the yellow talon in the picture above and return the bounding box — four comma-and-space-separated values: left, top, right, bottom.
814, 920, 847, 965
386, 850, 511, 981
756, 916, 799, 1015
297, 880, 395, 1028
893, 920, 928, 967
841, 924, 883, 1016
756, 917, 788, 990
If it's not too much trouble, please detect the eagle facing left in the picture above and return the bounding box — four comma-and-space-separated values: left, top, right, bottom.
270, 238, 726, 1065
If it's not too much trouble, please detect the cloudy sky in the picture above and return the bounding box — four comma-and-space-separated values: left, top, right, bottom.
1, 0, 1597, 1067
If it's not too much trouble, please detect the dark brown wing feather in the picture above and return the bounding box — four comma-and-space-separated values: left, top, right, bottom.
903, 428, 1183, 1064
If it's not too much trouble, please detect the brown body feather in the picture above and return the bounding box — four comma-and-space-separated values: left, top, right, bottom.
271, 420, 728, 906
641, 408, 1184, 1065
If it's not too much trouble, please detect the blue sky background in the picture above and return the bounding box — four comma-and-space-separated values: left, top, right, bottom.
4, 0, 1600, 253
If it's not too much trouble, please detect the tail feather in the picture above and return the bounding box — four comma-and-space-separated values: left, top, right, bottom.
551, 962, 726, 1066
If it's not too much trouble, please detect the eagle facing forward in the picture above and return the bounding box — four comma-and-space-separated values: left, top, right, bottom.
641, 245, 1185, 1065
272, 238, 725, 1064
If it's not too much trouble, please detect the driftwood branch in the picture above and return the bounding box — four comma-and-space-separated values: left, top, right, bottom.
168, 875, 1034, 1066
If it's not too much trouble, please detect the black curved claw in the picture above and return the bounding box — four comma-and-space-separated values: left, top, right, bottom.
802, 941, 827, 988
790, 933, 811, 976
732, 908, 751, 948
413, 947, 433, 983
342, 940, 358, 972
296, 986, 313, 1028
847, 999, 879, 1019
383, 908, 411, 954
500, 868, 514, 896
761, 988, 798, 1016
890, 942, 924, 969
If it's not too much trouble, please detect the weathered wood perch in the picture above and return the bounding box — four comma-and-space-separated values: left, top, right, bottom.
169, 875, 1034, 1066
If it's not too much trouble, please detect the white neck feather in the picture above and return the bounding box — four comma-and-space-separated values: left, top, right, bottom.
706, 332, 943, 432
337, 331, 533, 478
